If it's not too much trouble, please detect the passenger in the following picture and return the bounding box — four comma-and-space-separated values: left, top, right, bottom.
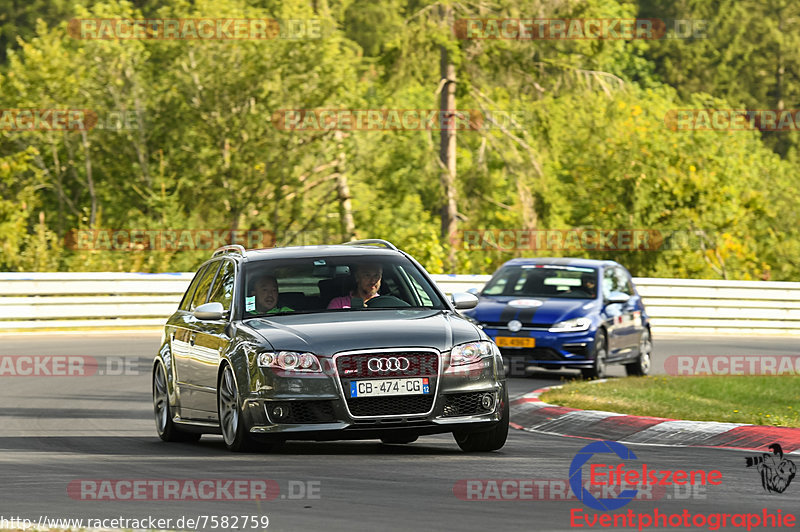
327, 263, 383, 309
253, 275, 293, 314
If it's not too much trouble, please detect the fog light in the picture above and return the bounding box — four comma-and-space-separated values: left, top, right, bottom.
270, 404, 291, 421
481, 393, 495, 410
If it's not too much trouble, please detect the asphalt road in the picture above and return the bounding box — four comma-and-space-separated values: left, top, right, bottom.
0, 333, 798, 531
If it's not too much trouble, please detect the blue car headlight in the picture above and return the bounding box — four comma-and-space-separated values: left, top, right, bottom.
450, 340, 498, 366
548, 317, 592, 333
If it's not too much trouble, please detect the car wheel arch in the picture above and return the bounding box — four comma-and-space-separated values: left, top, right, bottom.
219, 347, 252, 395
596, 326, 608, 345
152, 358, 176, 404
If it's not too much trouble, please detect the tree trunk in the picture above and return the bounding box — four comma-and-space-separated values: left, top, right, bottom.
80, 130, 97, 227
439, 39, 457, 272
335, 132, 356, 241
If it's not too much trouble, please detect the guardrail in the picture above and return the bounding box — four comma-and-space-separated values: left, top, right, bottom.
1, 273, 798, 335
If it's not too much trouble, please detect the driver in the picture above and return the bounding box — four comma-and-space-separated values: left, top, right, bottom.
253, 275, 293, 314
327, 263, 382, 309
577, 272, 597, 298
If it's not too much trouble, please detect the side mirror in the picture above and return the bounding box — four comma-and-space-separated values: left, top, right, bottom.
466, 287, 480, 295
605, 293, 630, 305
451, 292, 479, 310
194, 302, 225, 320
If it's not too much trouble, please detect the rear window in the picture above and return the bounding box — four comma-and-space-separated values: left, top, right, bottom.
482, 265, 598, 299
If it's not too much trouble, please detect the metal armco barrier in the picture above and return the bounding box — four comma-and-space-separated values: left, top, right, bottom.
1, 272, 799, 335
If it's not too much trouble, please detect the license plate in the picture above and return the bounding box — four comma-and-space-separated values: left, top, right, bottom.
349, 378, 430, 398
495, 336, 536, 348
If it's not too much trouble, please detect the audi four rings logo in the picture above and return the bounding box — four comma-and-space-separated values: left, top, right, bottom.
368, 357, 410, 372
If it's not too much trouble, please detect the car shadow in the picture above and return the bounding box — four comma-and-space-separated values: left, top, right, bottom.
0, 435, 469, 457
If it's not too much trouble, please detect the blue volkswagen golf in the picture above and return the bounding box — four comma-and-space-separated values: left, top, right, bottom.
462, 258, 652, 379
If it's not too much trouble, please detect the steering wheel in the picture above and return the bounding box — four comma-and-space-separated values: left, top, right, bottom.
365, 295, 411, 308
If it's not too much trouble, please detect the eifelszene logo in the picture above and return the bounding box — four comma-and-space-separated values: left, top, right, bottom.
745, 443, 797, 494
569, 440, 723, 512
569, 441, 639, 511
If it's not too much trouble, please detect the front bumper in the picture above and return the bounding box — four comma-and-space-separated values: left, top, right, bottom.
483, 326, 597, 369
240, 350, 506, 438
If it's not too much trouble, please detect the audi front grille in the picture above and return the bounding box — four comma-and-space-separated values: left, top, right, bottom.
334, 350, 440, 419
336, 351, 438, 379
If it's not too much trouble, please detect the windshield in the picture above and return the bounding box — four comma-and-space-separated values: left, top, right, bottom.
481, 264, 599, 299
241, 255, 448, 317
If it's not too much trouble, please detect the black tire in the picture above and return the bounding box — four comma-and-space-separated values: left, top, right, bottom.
153, 363, 201, 443
218, 364, 262, 452
625, 329, 652, 376
380, 434, 419, 445
453, 389, 509, 452
581, 332, 608, 380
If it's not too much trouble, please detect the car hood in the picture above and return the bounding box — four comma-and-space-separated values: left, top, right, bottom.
464, 296, 599, 326
243, 310, 482, 355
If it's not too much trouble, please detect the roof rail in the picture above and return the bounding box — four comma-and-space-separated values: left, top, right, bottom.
342, 239, 398, 250
212, 244, 246, 258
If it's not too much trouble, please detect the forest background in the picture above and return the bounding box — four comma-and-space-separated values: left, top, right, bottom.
1, 0, 798, 279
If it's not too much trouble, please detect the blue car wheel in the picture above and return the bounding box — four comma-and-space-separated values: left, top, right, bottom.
581, 332, 607, 380
625, 329, 652, 376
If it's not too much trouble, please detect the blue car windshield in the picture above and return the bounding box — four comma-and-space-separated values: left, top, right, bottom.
481, 265, 598, 299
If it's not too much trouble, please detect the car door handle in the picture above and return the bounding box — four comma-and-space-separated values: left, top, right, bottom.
189, 333, 196, 346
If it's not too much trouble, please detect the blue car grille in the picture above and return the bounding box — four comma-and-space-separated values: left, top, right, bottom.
482, 321, 551, 329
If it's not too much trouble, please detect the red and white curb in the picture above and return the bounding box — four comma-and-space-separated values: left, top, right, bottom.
510, 382, 800, 455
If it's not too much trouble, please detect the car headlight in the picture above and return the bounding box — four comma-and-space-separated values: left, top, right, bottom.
450, 340, 498, 366
257, 351, 322, 372
548, 317, 592, 333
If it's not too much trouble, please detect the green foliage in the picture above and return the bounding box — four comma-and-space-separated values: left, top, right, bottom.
0, 0, 798, 280
640, 0, 800, 158
0, 147, 62, 270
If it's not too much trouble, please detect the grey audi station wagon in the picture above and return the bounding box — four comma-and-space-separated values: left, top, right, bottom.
152, 240, 509, 452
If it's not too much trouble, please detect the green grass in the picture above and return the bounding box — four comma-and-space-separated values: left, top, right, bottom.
539, 376, 800, 427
